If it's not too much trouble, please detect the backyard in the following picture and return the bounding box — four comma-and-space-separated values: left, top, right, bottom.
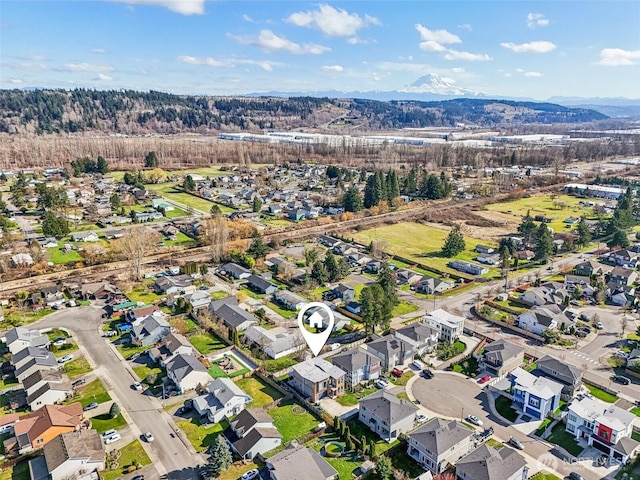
546, 422, 584, 456
176, 417, 228, 452
347, 419, 399, 456
337, 386, 377, 407
234, 375, 284, 408
307, 433, 362, 479
189, 332, 227, 355
207, 354, 250, 379
268, 402, 318, 443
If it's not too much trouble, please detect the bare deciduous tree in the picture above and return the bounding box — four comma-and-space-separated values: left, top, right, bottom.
620, 314, 629, 338
114, 226, 160, 280
201, 214, 229, 263
370, 239, 390, 258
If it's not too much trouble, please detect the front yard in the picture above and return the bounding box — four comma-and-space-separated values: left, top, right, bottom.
91, 412, 127, 433
585, 383, 618, 403
495, 395, 519, 422
100, 439, 152, 480
176, 417, 228, 452
67, 378, 111, 407
62, 356, 92, 378
337, 386, 378, 407
546, 422, 583, 456
0, 308, 54, 330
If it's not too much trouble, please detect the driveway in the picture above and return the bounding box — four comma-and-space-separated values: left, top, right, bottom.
29, 307, 204, 480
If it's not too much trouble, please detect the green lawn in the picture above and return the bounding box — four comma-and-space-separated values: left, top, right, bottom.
210, 290, 229, 301
352, 222, 498, 278
144, 183, 215, 213
100, 440, 152, 480
546, 422, 584, 456
46, 328, 71, 340
67, 378, 111, 407
307, 434, 362, 480
486, 438, 504, 448
495, 395, 519, 422
133, 365, 165, 385
91, 412, 127, 433
189, 332, 227, 355
390, 451, 426, 478
264, 354, 299, 373
170, 316, 197, 334
347, 419, 399, 456
530, 472, 562, 480
163, 231, 198, 247
47, 244, 84, 264
176, 417, 228, 452
266, 301, 297, 319
585, 384, 618, 403
125, 284, 162, 305
0, 308, 54, 330
268, 403, 318, 443
51, 341, 79, 358
336, 387, 378, 407
0, 460, 29, 480
0, 376, 19, 392
391, 301, 419, 317
536, 418, 553, 437
115, 341, 151, 359
235, 375, 285, 408
162, 206, 188, 219
631, 407, 640, 417
208, 354, 249, 379
63, 357, 92, 378
389, 371, 414, 387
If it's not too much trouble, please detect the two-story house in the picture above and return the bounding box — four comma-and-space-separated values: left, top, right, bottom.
455, 444, 528, 480
407, 418, 475, 474
517, 305, 562, 336
535, 355, 584, 398
290, 358, 346, 403
478, 339, 525, 379
23, 370, 72, 411
365, 334, 413, 371
566, 396, 639, 464
509, 367, 563, 420
148, 332, 193, 366
358, 390, 418, 443
415, 277, 453, 295
331, 348, 381, 388
165, 354, 211, 393
130, 311, 171, 346
422, 309, 465, 343
519, 282, 569, 306
3, 327, 49, 355
266, 445, 338, 480
608, 266, 638, 289
393, 323, 439, 355
223, 408, 282, 460
192, 377, 252, 424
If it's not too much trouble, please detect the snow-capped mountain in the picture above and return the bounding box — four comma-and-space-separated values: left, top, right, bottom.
399, 74, 484, 96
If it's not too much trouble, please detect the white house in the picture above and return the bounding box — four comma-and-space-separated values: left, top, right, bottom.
223, 408, 282, 460
183, 290, 212, 310
165, 354, 211, 393
244, 326, 303, 359
509, 367, 563, 420
23, 370, 72, 411
192, 377, 252, 424
3, 327, 49, 355
422, 309, 465, 343
517, 305, 561, 336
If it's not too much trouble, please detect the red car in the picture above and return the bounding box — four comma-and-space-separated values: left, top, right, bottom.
391, 368, 404, 378
477, 375, 491, 384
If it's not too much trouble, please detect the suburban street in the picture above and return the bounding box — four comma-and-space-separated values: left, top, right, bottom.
30, 307, 203, 480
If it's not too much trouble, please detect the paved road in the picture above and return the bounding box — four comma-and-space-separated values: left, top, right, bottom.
31, 307, 203, 480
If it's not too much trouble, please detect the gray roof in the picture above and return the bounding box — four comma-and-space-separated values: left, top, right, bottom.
268, 445, 338, 480
222, 262, 251, 277
132, 312, 170, 339
274, 290, 307, 305
455, 444, 527, 480
14, 355, 58, 378
27, 380, 72, 405
165, 354, 207, 382
482, 339, 524, 366
208, 377, 248, 406
154, 274, 193, 291
613, 436, 640, 456
409, 418, 474, 456
43, 429, 104, 474
359, 390, 418, 425
247, 274, 277, 292
536, 355, 584, 385
230, 408, 274, 436
232, 426, 281, 457
12, 346, 54, 365
331, 348, 379, 373
395, 323, 438, 343
4, 327, 47, 348
215, 304, 258, 329
22, 370, 63, 391
291, 358, 346, 383
367, 334, 410, 358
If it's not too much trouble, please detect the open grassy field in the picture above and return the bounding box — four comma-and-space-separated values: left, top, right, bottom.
485, 194, 594, 233
144, 183, 216, 213
189, 332, 228, 355
352, 222, 497, 278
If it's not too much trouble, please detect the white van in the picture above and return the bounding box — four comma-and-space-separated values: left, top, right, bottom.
412, 359, 425, 370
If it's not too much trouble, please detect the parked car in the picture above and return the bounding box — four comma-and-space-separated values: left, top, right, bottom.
57, 354, 74, 364
143, 432, 154, 442
104, 433, 121, 444
508, 436, 524, 450
72, 378, 86, 388
103, 330, 118, 337
83, 402, 99, 411
101, 429, 117, 439
131, 476, 145, 480
132, 382, 143, 391
391, 368, 404, 378
579, 313, 590, 322
128, 353, 141, 361
466, 415, 483, 427
416, 414, 427, 423
477, 375, 491, 384
177, 404, 193, 415
330, 343, 341, 351
568, 472, 584, 480
570, 300, 580, 306
611, 375, 631, 385
240, 469, 260, 480
52, 337, 66, 347
421, 369, 434, 379
595, 322, 604, 330
613, 350, 630, 359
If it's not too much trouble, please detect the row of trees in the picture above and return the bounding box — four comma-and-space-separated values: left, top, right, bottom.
360, 266, 399, 334
310, 250, 350, 285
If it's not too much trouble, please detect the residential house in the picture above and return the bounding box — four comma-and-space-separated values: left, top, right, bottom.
608, 267, 638, 289
455, 444, 528, 480
153, 274, 194, 295
535, 355, 584, 398
221, 262, 252, 280
478, 339, 525, 379
246, 275, 278, 295
23, 370, 71, 411
574, 260, 612, 277
564, 275, 595, 297
366, 334, 413, 371
448, 260, 488, 276
332, 243, 359, 256
0, 414, 20, 435
422, 309, 465, 343
476, 253, 501, 265
326, 284, 355, 303
289, 358, 346, 403
4, 403, 83, 455
317, 236, 342, 248
407, 418, 475, 474
12, 253, 34, 267
266, 445, 338, 480
70, 231, 99, 242
347, 252, 372, 268
475, 245, 495, 254
331, 348, 381, 388
130, 311, 171, 346
148, 332, 193, 366
520, 282, 569, 306
79, 281, 118, 300
509, 367, 563, 420
607, 249, 639, 268
416, 277, 454, 295
514, 250, 535, 261
273, 290, 307, 311
244, 326, 303, 359
134, 210, 163, 222
608, 287, 637, 307
165, 354, 211, 393
192, 377, 252, 424
395, 269, 423, 285
517, 305, 562, 336
211, 302, 258, 332
394, 323, 439, 355
14, 349, 59, 383
359, 390, 418, 442
364, 261, 382, 274
28, 429, 105, 480
566, 396, 639, 464
223, 408, 282, 460
3, 327, 49, 355
183, 290, 212, 310
37, 286, 66, 308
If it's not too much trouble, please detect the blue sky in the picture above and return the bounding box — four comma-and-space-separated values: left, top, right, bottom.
1, 0, 639, 99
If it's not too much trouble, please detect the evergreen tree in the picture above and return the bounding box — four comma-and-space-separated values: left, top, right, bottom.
311, 261, 328, 285
326, 165, 340, 179
183, 174, 196, 192
42, 211, 70, 237
375, 171, 387, 203
608, 227, 630, 248
109, 403, 120, 419
144, 151, 159, 168
360, 284, 388, 335
518, 210, 537, 246
498, 237, 515, 267
247, 231, 268, 259
441, 223, 466, 257
110, 193, 121, 209
425, 174, 444, 199
576, 216, 592, 247
402, 167, 418, 195
96, 156, 109, 174
252, 196, 263, 213
534, 222, 554, 261
377, 265, 399, 312
343, 187, 363, 213
363, 173, 380, 208
210, 204, 222, 216
375, 456, 393, 480
369, 439, 376, 458
386, 170, 400, 201
203, 435, 232, 478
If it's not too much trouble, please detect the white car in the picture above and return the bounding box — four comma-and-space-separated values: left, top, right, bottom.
375, 378, 390, 389
101, 429, 117, 439
416, 414, 428, 423
143, 432, 154, 442
240, 469, 260, 480
466, 415, 483, 427
330, 343, 341, 351
57, 354, 74, 364
595, 322, 604, 330
132, 382, 143, 391
614, 351, 629, 359
104, 433, 121, 444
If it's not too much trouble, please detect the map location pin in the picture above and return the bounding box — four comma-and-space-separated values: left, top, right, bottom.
297, 302, 335, 356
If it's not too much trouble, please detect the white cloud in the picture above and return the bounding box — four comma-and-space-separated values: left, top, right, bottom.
228, 30, 330, 55
503, 73, 512, 77
420, 40, 447, 52
15, 62, 48, 72
596, 48, 640, 66
458, 23, 472, 31
95, 73, 113, 81
443, 50, 491, 61
347, 37, 373, 45
177, 55, 234, 67
451, 67, 465, 73
106, 0, 205, 15
91, 48, 106, 54
322, 65, 344, 72
515, 68, 524, 73
525, 71, 543, 77
415, 23, 461, 52
501, 41, 556, 53
61, 62, 114, 73
287, 4, 379, 37
242, 14, 254, 23
8, 78, 23, 84
527, 13, 549, 28
25, 54, 46, 61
